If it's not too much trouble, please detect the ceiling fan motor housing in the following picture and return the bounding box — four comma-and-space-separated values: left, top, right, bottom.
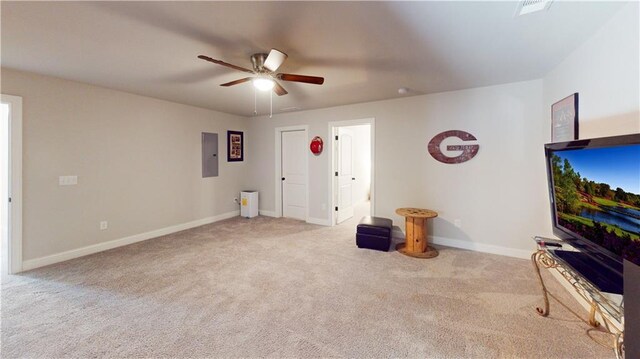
250, 53, 270, 73
198, 48, 323, 96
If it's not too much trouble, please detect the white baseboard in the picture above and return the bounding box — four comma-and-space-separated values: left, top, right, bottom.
307, 217, 331, 226
259, 210, 277, 217
392, 230, 532, 260
431, 236, 532, 259
22, 210, 240, 271
391, 229, 406, 240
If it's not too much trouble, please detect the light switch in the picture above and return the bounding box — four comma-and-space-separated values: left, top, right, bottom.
59, 176, 78, 186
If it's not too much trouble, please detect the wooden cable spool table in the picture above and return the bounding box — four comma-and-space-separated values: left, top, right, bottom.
395, 208, 438, 258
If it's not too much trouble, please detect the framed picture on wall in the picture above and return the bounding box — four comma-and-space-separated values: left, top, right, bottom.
227, 130, 244, 162
551, 93, 579, 142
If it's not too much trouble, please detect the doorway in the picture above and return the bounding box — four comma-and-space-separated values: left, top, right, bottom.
275, 125, 309, 221
1, 94, 22, 275
329, 119, 374, 226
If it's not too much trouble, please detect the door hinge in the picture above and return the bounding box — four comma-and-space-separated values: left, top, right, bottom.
335, 135, 338, 140
335, 171, 338, 176
8, 197, 11, 203
335, 206, 338, 211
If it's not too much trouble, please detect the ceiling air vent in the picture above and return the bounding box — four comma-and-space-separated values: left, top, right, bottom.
516, 0, 553, 16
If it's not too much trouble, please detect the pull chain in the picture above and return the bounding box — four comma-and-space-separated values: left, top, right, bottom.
253, 86, 257, 115
269, 89, 273, 118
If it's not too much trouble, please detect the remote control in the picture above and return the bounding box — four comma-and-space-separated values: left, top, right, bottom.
542, 241, 562, 248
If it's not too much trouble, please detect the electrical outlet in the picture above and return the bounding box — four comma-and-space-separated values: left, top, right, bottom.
454, 219, 462, 228
59, 175, 78, 186
100, 221, 108, 230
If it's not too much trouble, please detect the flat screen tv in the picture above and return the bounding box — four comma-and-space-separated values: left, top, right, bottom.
545, 133, 640, 293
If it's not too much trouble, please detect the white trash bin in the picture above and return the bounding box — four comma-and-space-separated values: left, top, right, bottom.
240, 191, 259, 218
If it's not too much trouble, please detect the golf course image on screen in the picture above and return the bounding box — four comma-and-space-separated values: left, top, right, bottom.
551, 145, 640, 265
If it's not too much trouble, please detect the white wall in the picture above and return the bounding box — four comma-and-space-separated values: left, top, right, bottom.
248, 80, 549, 256
1, 68, 249, 263
543, 1, 640, 139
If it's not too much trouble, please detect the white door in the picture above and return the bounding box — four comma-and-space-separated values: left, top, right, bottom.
0, 95, 21, 275
281, 130, 307, 220
0, 103, 8, 275
336, 127, 354, 223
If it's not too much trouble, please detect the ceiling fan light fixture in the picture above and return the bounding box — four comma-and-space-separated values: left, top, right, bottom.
263, 49, 288, 72
253, 77, 275, 91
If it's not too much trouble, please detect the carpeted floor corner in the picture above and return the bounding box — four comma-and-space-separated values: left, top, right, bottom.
1, 216, 613, 358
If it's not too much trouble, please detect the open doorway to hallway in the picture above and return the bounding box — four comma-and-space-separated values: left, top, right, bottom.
330, 119, 374, 226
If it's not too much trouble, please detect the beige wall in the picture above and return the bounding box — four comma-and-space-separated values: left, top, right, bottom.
2, 2, 637, 266
540, 2, 639, 315
248, 80, 549, 256
1, 68, 248, 261
543, 1, 640, 138
247, 2, 639, 258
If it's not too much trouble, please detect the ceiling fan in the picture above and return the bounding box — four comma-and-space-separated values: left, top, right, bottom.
197, 49, 324, 96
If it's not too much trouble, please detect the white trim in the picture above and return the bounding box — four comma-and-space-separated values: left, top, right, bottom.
306, 217, 331, 226
391, 230, 532, 260
431, 236, 532, 259
274, 125, 309, 221
259, 210, 277, 217
22, 210, 239, 271
328, 118, 375, 226
1, 94, 23, 274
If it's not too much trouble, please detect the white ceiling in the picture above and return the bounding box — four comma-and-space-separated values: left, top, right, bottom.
1, 1, 626, 117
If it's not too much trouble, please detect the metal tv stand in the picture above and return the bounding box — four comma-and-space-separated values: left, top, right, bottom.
531, 236, 624, 358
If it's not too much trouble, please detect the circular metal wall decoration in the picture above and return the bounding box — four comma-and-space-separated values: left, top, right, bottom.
428, 130, 479, 164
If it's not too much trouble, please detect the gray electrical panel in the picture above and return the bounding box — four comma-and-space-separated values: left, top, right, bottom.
202, 132, 219, 177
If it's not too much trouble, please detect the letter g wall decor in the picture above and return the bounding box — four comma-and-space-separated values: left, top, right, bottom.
428, 130, 479, 164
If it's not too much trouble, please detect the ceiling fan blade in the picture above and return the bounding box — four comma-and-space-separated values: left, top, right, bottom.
198, 55, 254, 74
277, 73, 325, 85
263, 49, 288, 72
273, 81, 288, 96
220, 77, 253, 87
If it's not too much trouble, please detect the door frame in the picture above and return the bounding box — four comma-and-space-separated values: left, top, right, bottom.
1, 94, 23, 275
274, 125, 309, 221
328, 118, 375, 226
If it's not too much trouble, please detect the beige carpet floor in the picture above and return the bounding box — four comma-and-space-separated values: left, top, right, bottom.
1, 216, 613, 358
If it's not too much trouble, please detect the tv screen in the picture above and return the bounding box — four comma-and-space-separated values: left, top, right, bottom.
546, 134, 640, 267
